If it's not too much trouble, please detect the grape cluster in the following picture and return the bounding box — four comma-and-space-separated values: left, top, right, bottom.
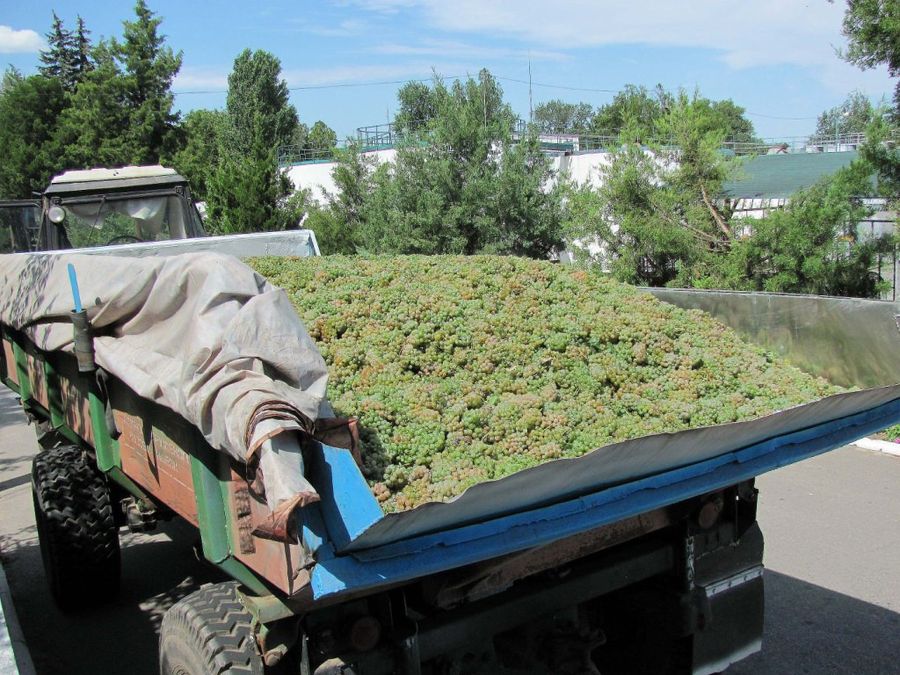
250, 256, 839, 513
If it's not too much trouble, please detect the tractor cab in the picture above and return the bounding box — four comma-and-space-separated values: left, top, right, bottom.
36, 165, 205, 251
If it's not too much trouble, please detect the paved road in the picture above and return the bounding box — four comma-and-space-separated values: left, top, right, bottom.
1, 386, 899, 674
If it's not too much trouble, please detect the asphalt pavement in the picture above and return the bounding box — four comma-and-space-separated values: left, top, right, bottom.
0, 386, 899, 674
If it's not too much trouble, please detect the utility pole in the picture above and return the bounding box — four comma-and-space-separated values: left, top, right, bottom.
528, 57, 533, 124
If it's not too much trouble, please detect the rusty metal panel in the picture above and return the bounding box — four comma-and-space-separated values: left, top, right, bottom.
25, 352, 49, 409
116, 410, 199, 525
54, 359, 95, 445
1, 338, 16, 385
224, 466, 307, 597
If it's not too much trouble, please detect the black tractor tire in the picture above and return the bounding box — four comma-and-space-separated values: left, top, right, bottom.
159, 581, 265, 675
31, 444, 121, 610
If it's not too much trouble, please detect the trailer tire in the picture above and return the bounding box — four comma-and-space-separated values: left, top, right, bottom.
31, 444, 121, 610
159, 581, 264, 675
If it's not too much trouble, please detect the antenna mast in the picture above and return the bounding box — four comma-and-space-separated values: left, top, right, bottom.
528, 57, 533, 123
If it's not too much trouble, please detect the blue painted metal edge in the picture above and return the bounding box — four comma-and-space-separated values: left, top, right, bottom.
305, 442, 384, 551
308, 397, 900, 600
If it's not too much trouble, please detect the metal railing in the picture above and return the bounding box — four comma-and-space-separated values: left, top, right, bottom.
278, 121, 897, 168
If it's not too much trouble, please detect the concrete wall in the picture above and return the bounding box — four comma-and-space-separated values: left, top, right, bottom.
284, 148, 612, 202
285, 149, 397, 202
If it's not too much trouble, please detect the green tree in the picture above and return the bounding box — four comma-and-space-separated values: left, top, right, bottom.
0, 75, 67, 197
394, 80, 437, 133
206, 136, 283, 234
533, 100, 593, 133
590, 84, 672, 139
53, 44, 133, 168
567, 91, 736, 286
1, 67, 22, 94
164, 109, 226, 201
839, 2, 900, 208
53, 1, 181, 168
841, 0, 899, 114
39, 13, 93, 93
112, 0, 183, 164
206, 49, 297, 233
705, 99, 758, 144
222, 49, 297, 155
325, 70, 563, 257
39, 13, 78, 90
713, 162, 891, 297
73, 17, 93, 83
812, 91, 876, 142
308, 121, 337, 157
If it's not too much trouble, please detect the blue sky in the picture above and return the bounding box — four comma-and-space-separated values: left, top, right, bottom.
0, 1, 895, 141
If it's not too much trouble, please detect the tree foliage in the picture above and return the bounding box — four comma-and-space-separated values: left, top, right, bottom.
0, 74, 67, 198
567, 91, 736, 286
223, 49, 297, 155
38, 12, 93, 92
394, 80, 438, 133
712, 162, 891, 297
205, 49, 297, 233
308, 121, 338, 156
164, 108, 226, 201
839, 2, 900, 210
533, 99, 593, 133
51, 1, 182, 170
566, 87, 892, 297
841, 0, 900, 114
590, 85, 672, 139
323, 70, 563, 258
813, 91, 876, 141
112, 0, 183, 164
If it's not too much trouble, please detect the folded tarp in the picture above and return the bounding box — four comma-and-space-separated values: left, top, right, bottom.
0, 252, 330, 465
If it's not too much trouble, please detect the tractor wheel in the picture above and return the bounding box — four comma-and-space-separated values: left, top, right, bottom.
31, 444, 121, 610
159, 581, 264, 675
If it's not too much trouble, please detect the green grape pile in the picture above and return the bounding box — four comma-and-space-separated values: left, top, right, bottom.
251, 255, 839, 513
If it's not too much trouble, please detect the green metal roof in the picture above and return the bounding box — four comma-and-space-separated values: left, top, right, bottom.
722, 151, 859, 199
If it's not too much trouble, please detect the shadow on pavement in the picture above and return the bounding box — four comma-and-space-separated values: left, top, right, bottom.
727, 569, 900, 674
0, 387, 27, 432
3, 517, 223, 675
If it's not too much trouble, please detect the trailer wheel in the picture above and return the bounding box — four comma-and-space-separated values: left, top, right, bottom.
159, 581, 264, 675
31, 444, 121, 610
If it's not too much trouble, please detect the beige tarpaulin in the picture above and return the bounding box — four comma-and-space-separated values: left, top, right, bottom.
0, 252, 331, 516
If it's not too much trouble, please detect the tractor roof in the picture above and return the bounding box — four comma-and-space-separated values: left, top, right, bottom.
45, 165, 189, 197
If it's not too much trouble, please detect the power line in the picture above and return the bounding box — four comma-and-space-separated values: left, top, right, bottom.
173, 71, 820, 124
496, 75, 617, 94
173, 74, 458, 96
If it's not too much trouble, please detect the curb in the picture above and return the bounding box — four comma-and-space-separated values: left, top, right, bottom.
0, 556, 35, 675
853, 437, 900, 457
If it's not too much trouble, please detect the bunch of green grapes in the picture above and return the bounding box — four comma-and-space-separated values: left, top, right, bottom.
250, 255, 839, 513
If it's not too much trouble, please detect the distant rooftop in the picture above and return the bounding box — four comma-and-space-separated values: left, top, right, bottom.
722, 151, 860, 200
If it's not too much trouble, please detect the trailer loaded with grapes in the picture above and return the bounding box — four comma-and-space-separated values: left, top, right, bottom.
1, 251, 898, 675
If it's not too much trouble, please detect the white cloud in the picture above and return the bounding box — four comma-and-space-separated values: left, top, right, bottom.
282, 62, 474, 87
0, 25, 44, 54
292, 19, 368, 37
174, 67, 229, 91
347, 0, 893, 88
173, 62, 484, 94
373, 40, 567, 62
336, 0, 419, 13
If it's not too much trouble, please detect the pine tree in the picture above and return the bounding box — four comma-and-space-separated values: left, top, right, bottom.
38, 13, 77, 91
72, 17, 94, 83
112, 0, 183, 164
53, 2, 181, 169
